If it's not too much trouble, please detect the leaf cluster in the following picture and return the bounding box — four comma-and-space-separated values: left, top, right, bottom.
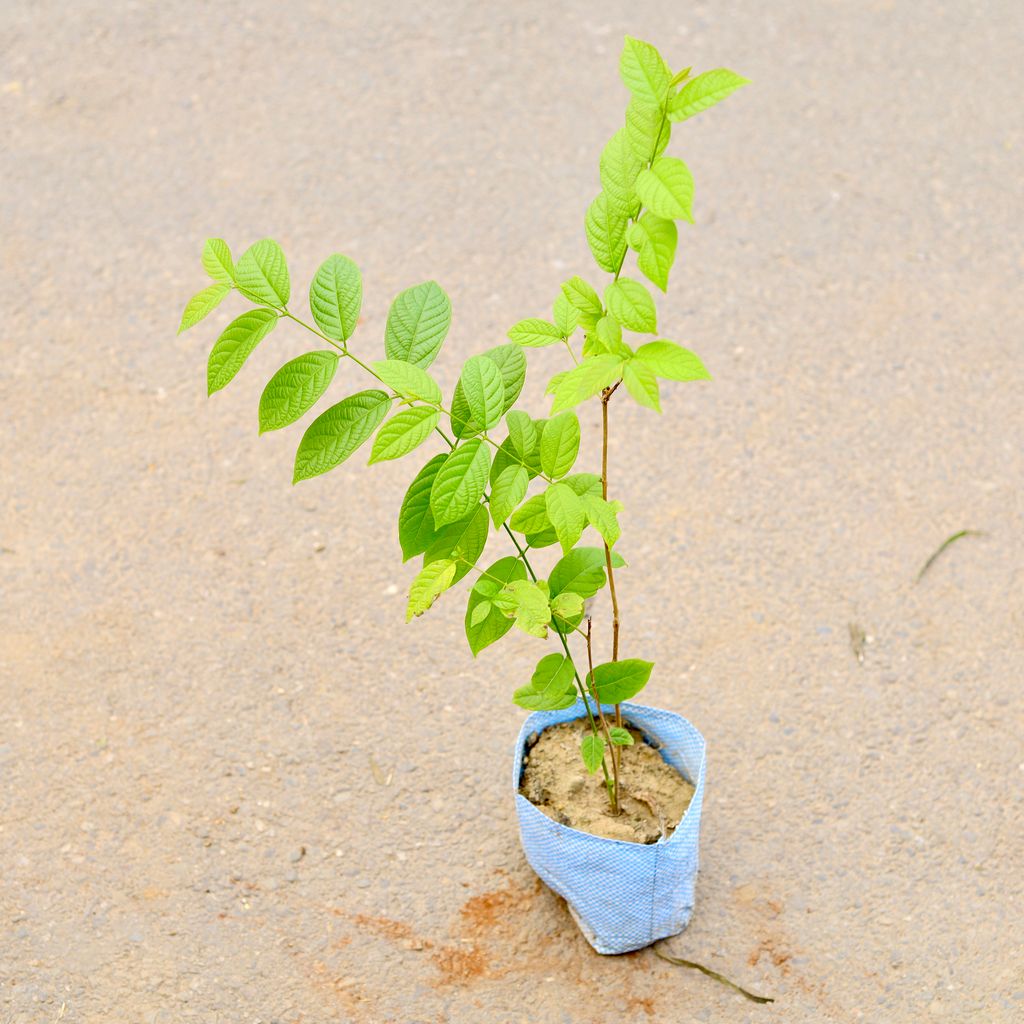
180, 35, 746, 781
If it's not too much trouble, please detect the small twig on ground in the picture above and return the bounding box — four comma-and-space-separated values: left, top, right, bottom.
915, 529, 985, 583
654, 944, 774, 1004
368, 754, 393, 786
848, 622, 867, 664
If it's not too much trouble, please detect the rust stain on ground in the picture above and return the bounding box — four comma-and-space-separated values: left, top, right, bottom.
352, 913, 416, 943
747, 933, 793, 973
334, 872, 665, 1015
431, 943, 490, 984
458, 881, 536, 935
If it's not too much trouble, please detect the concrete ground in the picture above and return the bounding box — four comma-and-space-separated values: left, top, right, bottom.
2, 1, 1022, 1021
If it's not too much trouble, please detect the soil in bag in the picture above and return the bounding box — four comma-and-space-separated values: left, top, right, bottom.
519, 718, 695, 844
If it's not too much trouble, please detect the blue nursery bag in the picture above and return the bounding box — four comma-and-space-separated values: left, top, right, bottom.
512, 700, 707, 955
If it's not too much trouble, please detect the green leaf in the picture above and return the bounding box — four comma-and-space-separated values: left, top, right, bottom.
550, 590, 585, 624
625, 97, 670, 162
406, 558, 457, 621
623, 359, 661, 411
201, 238, 234, 283
599, 129, 643, 218
525, 527, 560, 550
452, 347, 525, 438
425, 503, 489, 585
505, 410, 538, 460
179, 282, 231, 334
550, 355, 623, 414
539, 412, 581, 479
619, 36, 671, 108
448, 382, 477, 441
668, 68, 749, 122
465, 556, 526, 655
585, 316, 633, 360
369, 407, 439, 464
384, 281, 451, 368
512, 652, 577, 709
513, 685, 577, 712
563, 473, 603, 498
489, 465, 529, 527
235, 239, 290, 307
429, 439, 490, 527
549, 546, 625, 600
309, 254, 362, 342
482, 344, 527, 414
585, 191, 629, 274
469, 601, 491, 628
508, 318, 562, 348
627, 214, 678, 293
458, 355, 505, 431
560, 277, 603, 331
609, 726, 634, 746
580, 733, 606, 774
670, 66, 693, 87
370, 359, 442, 405
508, 493, 551, 536
530, 652, 577, 700
634, 341, 710, 381
522, 418, 548, 477
493, 579, 551, 638
635, 157, 694, 222
605, 279, 657, 334
545, 483, 586, 554
207, 308, 278, 395
581, 494, 623, 547
490, 439, 522, 487
553, 293, 579, 338
545, 371, 568, 396
398, 453, 447, 560
292, 389, 391, 482
590, 659, 653, 703
258, 350, 339, 433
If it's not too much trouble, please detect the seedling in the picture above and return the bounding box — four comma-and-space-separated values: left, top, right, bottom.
179, 37, 747, 813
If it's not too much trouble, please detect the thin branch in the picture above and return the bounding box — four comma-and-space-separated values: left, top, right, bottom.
653, 946, 774, 1004
915, 529, 985, 583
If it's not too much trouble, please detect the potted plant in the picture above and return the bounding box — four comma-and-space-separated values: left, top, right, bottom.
179, 36, 747, 955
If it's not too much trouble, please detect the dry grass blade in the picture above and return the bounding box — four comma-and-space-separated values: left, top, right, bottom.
915, 529, 985, 583
653, 944, 774, 1003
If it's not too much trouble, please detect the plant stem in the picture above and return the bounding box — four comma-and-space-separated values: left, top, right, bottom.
587, 617, 620, 812
504, 525, 616, 810
594, 101, 669, 750
601, 389, 623, 740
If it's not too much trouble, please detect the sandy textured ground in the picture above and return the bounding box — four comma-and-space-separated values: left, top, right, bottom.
2, 2, 1022, 1021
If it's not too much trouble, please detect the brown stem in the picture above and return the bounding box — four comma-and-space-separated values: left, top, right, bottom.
587, 618, 619, 813
600, 389, 625, 820
601, 389, 623, 734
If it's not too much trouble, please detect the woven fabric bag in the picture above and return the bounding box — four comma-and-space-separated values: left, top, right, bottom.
513, 700, 707, 954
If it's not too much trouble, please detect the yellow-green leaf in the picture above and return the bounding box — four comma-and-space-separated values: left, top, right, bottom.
635, 157, 694, 222
369, 407, 439, 464
605, 279, 657, 334
201, 238, 234, 283
179, 282, 231, 334
668, 68, 749, 122
236, 239, 290, 307
406, 558, 457, 621
207, 308, 278, 394
622, 359, 661, 412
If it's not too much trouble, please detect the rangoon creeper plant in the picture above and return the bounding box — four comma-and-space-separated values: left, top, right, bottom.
180, 38, 747, 814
